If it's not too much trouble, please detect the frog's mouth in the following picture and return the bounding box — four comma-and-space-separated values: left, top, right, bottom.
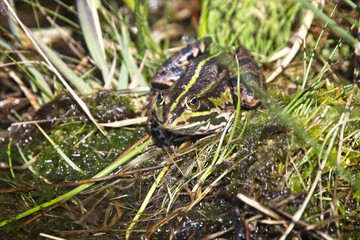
155, 111, 234, 135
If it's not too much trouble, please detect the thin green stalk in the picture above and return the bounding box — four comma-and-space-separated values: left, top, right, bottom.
0, 139, 150, 228
163, 169, 205, 212
126, 165, 169, 240
192, 50, 244, 192
340, 0, 360, 13
112, 17, 146, 88
53, 0, 79, 14
20, 0, 80, 29
214, 52, 244, 165
239, 57, 360, 194
35, 123, 86, 176
302, 5, 337, 89
134, 0, 160, 54
297, 0, 358, 48
198, 0, 209, 39
7, 142, 15, 179
77, 0, 109, 82
4, 53, 54, 99
16, 144, 36, 175
3, 1, 107, 136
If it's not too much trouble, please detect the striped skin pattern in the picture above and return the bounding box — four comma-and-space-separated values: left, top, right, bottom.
149, 37, 264, 137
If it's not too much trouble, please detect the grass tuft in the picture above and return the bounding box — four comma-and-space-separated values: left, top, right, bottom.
0, 0, 359, 239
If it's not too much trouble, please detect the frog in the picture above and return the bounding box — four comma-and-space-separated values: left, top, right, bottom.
147, 37, 265, 146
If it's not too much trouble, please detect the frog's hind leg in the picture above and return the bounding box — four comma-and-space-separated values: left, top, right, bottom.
232, 47, 266, 108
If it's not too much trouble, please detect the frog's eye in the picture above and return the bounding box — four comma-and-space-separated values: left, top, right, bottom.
157, 92, 164, 105
189, 97, 197, 105
186, 96, 199, 110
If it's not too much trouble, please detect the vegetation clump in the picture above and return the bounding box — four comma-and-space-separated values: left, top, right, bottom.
0, 0, 359, 239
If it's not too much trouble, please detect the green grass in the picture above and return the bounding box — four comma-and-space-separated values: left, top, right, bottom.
0, 0, 359, 239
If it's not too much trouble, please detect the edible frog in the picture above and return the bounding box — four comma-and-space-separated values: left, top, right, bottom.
148, 37, 265, 146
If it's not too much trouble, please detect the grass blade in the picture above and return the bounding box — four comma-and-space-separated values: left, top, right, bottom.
2, 0, 109, 136
134, 0, 160, 54
113, 19, 146, 88
0, 137, 151, 228
297, 0, 358, 48
35, 123, 86, 176
126, 165, 169, 239
77, 0, 109, 82
34, 37, 93, 94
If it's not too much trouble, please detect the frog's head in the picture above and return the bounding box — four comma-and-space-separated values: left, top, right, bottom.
152, 55, 235, 135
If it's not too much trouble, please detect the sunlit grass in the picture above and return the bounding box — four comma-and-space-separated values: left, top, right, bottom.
0, 0, 359, 239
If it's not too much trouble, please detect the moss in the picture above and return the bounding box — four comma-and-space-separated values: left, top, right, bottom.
28, 124, 146, 182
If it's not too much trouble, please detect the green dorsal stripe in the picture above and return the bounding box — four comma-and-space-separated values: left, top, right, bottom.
169, 51, 222, 112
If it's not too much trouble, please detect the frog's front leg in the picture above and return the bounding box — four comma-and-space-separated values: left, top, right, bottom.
150, 37, 212, 90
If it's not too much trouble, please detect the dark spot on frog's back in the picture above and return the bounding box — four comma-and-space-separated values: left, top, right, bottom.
160, 70, 167, 77
237, 58, 252, 66
151, 81, 170, 90
181, 45, 195, 58
172, 65, 186, 77
164, 60, 186, 78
